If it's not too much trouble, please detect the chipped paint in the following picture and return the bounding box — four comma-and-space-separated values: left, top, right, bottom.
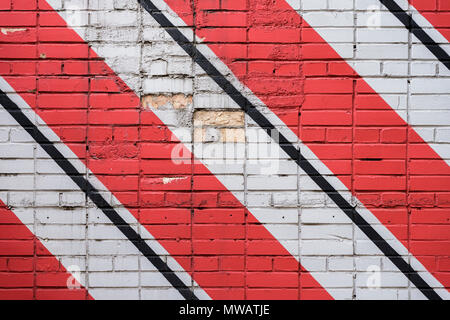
1, 28, 27, 35
162, 177, 188, 184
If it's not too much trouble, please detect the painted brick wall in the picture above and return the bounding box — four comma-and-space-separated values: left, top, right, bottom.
0, 0, 449, 300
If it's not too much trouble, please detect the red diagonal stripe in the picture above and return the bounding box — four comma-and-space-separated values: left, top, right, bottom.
0, 0, 332, 300
0, 202, 90, 300
163, 0, 450, 290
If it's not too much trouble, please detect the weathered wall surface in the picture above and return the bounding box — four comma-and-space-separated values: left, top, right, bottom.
0, 0, 449, 300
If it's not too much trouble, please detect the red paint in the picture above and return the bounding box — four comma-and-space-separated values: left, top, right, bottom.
0, 203, 91, 300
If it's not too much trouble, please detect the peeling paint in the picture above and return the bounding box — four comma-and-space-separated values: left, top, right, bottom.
162, 177, 188, 184
0, 28, 27, 35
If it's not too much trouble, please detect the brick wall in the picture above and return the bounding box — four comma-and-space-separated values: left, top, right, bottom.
0, 0, 449, 300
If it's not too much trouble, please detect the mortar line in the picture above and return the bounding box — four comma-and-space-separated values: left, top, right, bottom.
85, 0, 91, 299
32, 2, 40, 301
243, 0, 249, 300
191, 0, 197, 296
406, 1, 412, 300
352, 0, 357, 300
137, 1, 144, 300
297, 0, 304, 301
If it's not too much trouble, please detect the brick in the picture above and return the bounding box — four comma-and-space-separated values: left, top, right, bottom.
36, 289, 87, 300
196, 11, 247, 27
194, 272, 245, 287
193, 209, 245, 224
38, 27, 83, 42
304, 79, 353, 94
247, 272, 298, 288
192, 225, 246, 239
0, 289, 33, 300
0, 272, 33, 287
193, 240, 245, 255
88, 110, 139, 125
38, 44, 89, 59
221, 0, 247, 10
220, 256, 244, 271
354, 144, 406, 159
0, 44, 36, 58
38, 93, 87, 109
301, 110, 352, 126
38, 78, 89, 92
0, 12, 36, 26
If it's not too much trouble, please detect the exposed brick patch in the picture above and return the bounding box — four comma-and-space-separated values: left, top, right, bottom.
141, 93, 193, 110
194, 110, 245, 143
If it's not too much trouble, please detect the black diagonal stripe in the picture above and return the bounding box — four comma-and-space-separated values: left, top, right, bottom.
137, 0, 442, 300
0, 90, 198, 301
380, 0, 450, 70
